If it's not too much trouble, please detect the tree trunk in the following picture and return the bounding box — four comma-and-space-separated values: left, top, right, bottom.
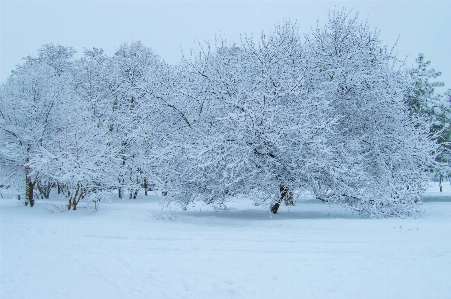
73, 197, 78, 210
270, 201, 281, 214
270, 185, 290, 214
74, 183, 83, 210
143, 178, 148, 196
37, 181, 51, 199
68, 183, 83, 210
288, 192, 294, 205
25, 144, 35, 207
439, 174, 443, 192
25, 169, 35, 207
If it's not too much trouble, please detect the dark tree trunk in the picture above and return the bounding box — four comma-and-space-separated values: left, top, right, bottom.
271, 185, 294, 214
280, 185, 289, 201
25, 144, 35, 207
128, 189, 138, 199
68, 183, 83, 210
25, 169, 35, 207
143, 178, 148, 196
439, 174, 443, 192
37, 181, 51, 199
270, 201, 281, 214
129, 189, 138, 199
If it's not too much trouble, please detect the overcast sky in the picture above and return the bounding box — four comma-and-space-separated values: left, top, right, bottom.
1, 0, 450, 90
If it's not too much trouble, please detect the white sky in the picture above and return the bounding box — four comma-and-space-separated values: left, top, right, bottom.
1, 0, 450, 90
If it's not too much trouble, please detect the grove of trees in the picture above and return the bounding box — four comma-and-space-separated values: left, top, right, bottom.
1, 10, 449, 217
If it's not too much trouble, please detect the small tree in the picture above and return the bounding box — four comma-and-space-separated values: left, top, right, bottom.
405, 54, 451, 190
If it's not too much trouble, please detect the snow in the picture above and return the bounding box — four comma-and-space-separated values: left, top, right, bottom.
1, 184, 450, 299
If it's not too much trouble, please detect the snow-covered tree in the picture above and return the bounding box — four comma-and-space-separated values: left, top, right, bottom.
405, 53, 451, 190
26, 43, 166, 209
0, 10, 442, 217
159, 10, 439, 218
406, 53, 444, 116
303, 9, 439, 217
0, 44, 75, 206
107, 42, 179, 198
27, 94, 124, 210
1, 41, 190, 210
158, 23, 336, 213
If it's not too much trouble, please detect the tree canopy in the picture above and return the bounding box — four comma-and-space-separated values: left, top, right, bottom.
0, 10, 446, 217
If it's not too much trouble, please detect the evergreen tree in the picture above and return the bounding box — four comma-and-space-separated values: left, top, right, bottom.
406, 54, 451, 190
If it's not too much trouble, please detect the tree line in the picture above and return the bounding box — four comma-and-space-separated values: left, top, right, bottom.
1, 10, 450, 217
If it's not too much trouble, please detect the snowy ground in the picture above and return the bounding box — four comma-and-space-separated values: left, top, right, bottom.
1, 183, 450, 299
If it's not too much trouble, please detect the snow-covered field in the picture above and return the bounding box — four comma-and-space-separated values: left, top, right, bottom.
1, 183, 450, 299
